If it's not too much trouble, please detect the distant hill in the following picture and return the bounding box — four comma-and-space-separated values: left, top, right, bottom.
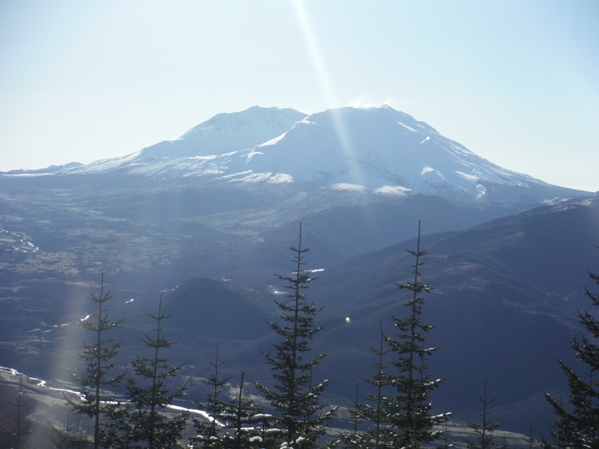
160, 277, 273, 341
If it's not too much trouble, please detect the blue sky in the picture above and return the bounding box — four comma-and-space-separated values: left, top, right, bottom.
1, 0, 598, 191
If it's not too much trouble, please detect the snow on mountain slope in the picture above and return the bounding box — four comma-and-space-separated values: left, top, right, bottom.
240, 106, 547, 199
139, 106, 307, 158
59, 106, 307, 175
21, 105, 587, 202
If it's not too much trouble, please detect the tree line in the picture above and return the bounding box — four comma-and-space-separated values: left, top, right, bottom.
3, 224, 599, 449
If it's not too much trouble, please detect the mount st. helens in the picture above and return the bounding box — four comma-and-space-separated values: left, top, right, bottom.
4, 105, 585, 203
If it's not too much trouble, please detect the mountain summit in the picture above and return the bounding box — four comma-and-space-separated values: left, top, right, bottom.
10, 105, 586, 202
138, 106, 307, 159
238, 106, 575, 201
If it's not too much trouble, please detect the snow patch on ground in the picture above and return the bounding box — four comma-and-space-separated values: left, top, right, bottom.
0, 366, 221, 424
330, 183, 369, 193
0, 228, 39, 253
397, 122, 418, 133
268, 173, 294, 183
373, 185, 412, 196
456, 171, 480, 182
227, 172, 272, 183
245, 150, 264, 162
259, 133, 287, 147
2, 172, 53, 177
421, 166, 435, 176
475, 184, 487, 199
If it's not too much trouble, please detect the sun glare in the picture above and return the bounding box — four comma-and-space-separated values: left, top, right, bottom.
292, 0, 365, 188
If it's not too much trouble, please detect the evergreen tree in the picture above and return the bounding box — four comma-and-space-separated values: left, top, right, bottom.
343, 323, 392, 449
440, 421, 454, 449
52, 410, 88, 449
116, 292, 189, 448
525, 420, 536, 449
194, 370, 265, 449
191, 348, 231, 449
351, 384, 361, 436
224, 372, 266, 449
1, 376, 33, 449
341, 382, 362, 449
544, 253, 599, 449
255, 223, 334, 449
542, 394, 577, 449
58, 274, 124, 448
252, 412, 278, 449
380, 222, 449, 448
463, 380, 505, 449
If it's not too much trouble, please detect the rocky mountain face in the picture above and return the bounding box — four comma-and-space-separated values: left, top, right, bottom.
0, 105, 596, 436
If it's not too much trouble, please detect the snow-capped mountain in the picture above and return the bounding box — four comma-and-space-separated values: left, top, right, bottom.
238, 106, 557, 200
12, 105, 586, 202
137, 106, 307, 159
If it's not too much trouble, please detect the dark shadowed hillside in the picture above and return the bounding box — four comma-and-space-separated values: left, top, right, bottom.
308, 197, 599, 433
160, 277, 273, 341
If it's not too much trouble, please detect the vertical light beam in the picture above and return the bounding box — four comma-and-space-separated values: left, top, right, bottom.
292, 0, 363, 185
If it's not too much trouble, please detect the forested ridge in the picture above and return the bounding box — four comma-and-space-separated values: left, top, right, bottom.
2, 224, 599, 449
